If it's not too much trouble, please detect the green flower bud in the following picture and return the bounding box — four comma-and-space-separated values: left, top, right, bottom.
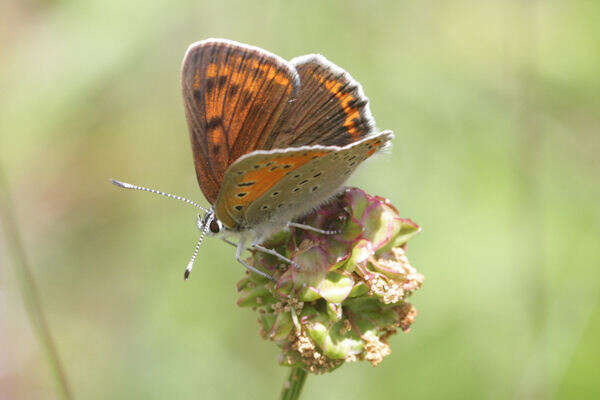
236, 188, 423, 373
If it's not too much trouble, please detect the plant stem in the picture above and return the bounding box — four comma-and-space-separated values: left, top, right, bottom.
280, 367, 308, 400
0, 165, 73, 400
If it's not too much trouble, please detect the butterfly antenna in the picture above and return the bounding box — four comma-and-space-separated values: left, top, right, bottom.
184, 212, 213, 280
110, 179, 209, 212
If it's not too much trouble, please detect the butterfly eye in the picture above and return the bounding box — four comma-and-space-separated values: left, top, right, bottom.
209, 220, 221, 234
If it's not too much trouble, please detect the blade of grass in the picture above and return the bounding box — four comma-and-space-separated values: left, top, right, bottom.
0, 164, 73, 400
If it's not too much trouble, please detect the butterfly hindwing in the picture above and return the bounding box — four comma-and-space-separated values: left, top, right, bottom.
182, 39, 300, 203
213, 146, 330, 229
265, 54, 376, 149
214, 131, 393, 230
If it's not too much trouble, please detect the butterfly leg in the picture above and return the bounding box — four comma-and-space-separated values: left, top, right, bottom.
222, 238, 254, 252
251, 243, 300, 270
235, 240, 274, 281
287, 221, 339, 235
222, 238, 238, 248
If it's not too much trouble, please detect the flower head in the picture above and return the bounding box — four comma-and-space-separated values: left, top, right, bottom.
237, 187, 423, 373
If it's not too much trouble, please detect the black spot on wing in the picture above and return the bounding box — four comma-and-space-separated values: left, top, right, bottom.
205, 77, 215, 91
206, 117, 223, 131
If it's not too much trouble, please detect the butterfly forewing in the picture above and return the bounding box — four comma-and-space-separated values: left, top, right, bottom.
214, 131, 393, 230
182, 39, 300, 203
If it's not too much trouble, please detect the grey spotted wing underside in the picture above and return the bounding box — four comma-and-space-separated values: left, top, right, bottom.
213, 131, 393, 230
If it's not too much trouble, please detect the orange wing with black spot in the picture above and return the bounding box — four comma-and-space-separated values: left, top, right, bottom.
182, 39, 300, 204
265, 54, 377, 149
213, 147, 328, 229
214, 131, 393, 230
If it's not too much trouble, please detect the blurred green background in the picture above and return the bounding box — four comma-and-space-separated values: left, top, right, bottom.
1, 0, 599, 399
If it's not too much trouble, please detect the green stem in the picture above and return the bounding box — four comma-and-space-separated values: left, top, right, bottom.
0, 165, 73, 399
280, 367, 308, 400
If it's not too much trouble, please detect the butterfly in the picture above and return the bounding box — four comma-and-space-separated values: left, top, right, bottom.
111, 38, 393, 280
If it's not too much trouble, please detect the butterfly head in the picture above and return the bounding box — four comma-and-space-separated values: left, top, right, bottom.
196, 210, 224, 236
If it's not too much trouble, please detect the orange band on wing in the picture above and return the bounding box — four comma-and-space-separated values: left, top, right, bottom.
183, 40, 299, 205
215, 151, 329, 228
317, 77, 361, 138
238, 152, 328, 202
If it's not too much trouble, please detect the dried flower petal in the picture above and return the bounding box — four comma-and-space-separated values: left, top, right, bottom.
237, 187, 424, 373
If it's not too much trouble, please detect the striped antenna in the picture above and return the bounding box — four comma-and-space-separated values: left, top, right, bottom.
110, 179, 209, 212
184, 211, 214, 280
